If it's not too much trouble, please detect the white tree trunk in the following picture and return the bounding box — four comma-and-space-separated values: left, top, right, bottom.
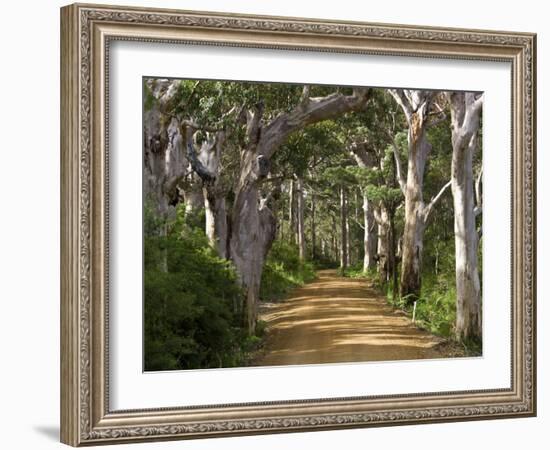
351, 144, 378, 273
452, 172, 481, 340
362, 193, 377, 272
345, 205, 351, 267
389, 90, 433, 300
376, 205, 390, 283
449, 92, 483, 340
288, 179, 296, 244
340, 187, 348, 270
296, 176, 306, 261
204, 191, 228, 259
400, 184, 427, 300
389, 89, 450, 302
311, 191, 316, 259
198, 131, 229, 258
331, 215, 337, 260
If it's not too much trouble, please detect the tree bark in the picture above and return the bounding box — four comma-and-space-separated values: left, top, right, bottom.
375, 205, 391, 284
288, 179, 296, 244
204, 191, 228, 258
449, 92, 483, 341
389, 89, 450, 302
340, 186, 348, 270
143, 80, 190, 272
362, 192, 377, 272
296, 176, 306, 261
345, 197, 351, 267
350, 144, 378, 273
388, 208, 399, 300
230, 184, 276, 333
199, 132, 229, 258
144, 81, 189, 221
331, 215, 337, 260
311, 191, 316, 260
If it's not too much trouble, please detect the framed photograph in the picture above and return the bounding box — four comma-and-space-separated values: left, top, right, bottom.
60, 3, 536, 446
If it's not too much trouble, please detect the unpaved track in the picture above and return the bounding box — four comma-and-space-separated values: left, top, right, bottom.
252, 269, 451, 367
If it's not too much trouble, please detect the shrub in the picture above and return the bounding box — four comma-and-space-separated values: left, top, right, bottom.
413, 274, 481, 355
144, 204, 247, 371
260, 241, 316, 301
412, 275, 456, 337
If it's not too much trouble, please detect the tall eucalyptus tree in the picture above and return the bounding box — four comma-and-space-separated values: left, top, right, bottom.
449, 91, 484, 340
389, 89, 451, 301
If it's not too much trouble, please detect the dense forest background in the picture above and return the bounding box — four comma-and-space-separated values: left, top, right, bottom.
143, 79, 483, 371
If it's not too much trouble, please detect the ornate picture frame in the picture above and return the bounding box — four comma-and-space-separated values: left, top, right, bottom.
60, 3, 536, 446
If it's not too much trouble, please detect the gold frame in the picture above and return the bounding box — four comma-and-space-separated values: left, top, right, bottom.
60, 2, 537, 446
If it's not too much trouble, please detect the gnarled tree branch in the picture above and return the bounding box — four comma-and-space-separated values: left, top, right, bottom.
388, 89, 412, 121
259, 87, 370, 158
184, 126, 216, 183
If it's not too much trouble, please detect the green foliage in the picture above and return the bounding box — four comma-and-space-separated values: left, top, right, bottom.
260, 241, 316, 301
365, 184, 402, 205
410, 274, 457, 337
144, 205, 252, 371
143, 81, 156, 112
277, 121, 343, 177
322, 165, 358, 187
382, 270, 480, 355
367, 267, 458, 340
338, 263, 369, 278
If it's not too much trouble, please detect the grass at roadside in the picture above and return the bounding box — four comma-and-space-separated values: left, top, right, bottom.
339, 263, 481, 356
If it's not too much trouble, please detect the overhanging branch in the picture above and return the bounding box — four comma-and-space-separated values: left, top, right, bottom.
424, 180, 452, 221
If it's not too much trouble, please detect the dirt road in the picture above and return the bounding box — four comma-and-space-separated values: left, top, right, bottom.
252, 269, 454, 367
